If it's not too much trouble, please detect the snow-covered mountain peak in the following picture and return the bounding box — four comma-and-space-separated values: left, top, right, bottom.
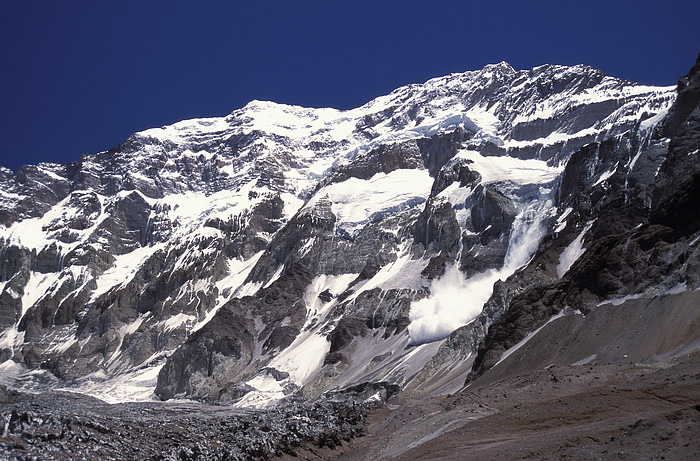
138, 116, 232, 143
0, 60, 684, 408
481, 60, 516, 74
97, 62, 675, 200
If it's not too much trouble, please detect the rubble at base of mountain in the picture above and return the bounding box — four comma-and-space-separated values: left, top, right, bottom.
0, 386, 371, 460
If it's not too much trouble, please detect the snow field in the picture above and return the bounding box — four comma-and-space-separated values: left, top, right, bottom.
234, 274, 359, 408
305, 169, 433, 237
455, 149, 563, 185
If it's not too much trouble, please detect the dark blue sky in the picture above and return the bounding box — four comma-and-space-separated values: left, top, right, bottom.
1, 1, 698, 173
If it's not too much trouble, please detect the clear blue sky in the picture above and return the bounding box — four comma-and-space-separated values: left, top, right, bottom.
1, 1, 698, 172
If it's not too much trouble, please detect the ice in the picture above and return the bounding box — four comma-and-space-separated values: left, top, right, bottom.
279, 282, 355, 378
554, 207, 573, 233
689, 233, 700, 248
61, 365, 161, 404
303, 273, 358, 321
627, 110, 670, 171
437, 181, 474, 207
191, 252, 266, 334
21, 273, 59, 315
408, 112, 479, 139
235, 273, 360, 408
228, 100, 364, 148
592, 163, 618, 186
2, 192, 109, 264
4, 216, 49, 250
158, 185, 258, 234
139, 116, 231, 143
91, 244, 165, 301
0, 189, 23, 200
662, 282, 688, 296
267, 330, 330, 384
465, 104, 500, 137
596, 285, 690, 307
0, 360, 59, 393
597, 293, 645, 307
215, 252, 264, 296
160, 313, 197, 332
105, 312, 151, 370
330, 329, 444, 391
347, 244, 428, 300
0, 62, 679, 406
234, 319, 332, 408
512, 76, 674, 126
0, 327, 24, 352
571, 354, 597, 366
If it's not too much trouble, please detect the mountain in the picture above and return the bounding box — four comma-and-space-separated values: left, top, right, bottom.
1, 56, 699, 457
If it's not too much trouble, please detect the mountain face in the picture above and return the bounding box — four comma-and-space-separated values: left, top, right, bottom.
0, 58, 695, 415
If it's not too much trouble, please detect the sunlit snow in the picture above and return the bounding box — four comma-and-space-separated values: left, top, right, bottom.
306, 169, 433, 237
455, 149, 563, 185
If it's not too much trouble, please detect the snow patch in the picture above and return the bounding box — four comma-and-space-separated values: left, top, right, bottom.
556, 221, 594, 278
303, 273, 357, 322
91, 244, 165, 301
139, 116, 231, 143
571, 354, 597, 366
555, 207, 573, 233
235, 329, 330, 409
268, 330, 330, 384
348, 245, 428, 300
61, 365, 162, 404
598, 293, 645, 307
192, 252, 265, 334
593, 163, 618, 186
160, 313, 197, 332
0, 360, 59, 393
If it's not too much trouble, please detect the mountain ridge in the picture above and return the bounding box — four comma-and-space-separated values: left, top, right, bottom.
0, 59, 691, 416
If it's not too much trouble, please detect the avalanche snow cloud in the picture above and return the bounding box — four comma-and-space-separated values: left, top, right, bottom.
408, 195, 552, 341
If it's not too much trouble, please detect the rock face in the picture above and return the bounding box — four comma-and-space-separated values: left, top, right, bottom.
155, 264, 312, 402
0, 58, 694, 409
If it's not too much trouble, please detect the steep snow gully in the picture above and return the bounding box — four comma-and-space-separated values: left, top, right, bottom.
1, 55, 700, 458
